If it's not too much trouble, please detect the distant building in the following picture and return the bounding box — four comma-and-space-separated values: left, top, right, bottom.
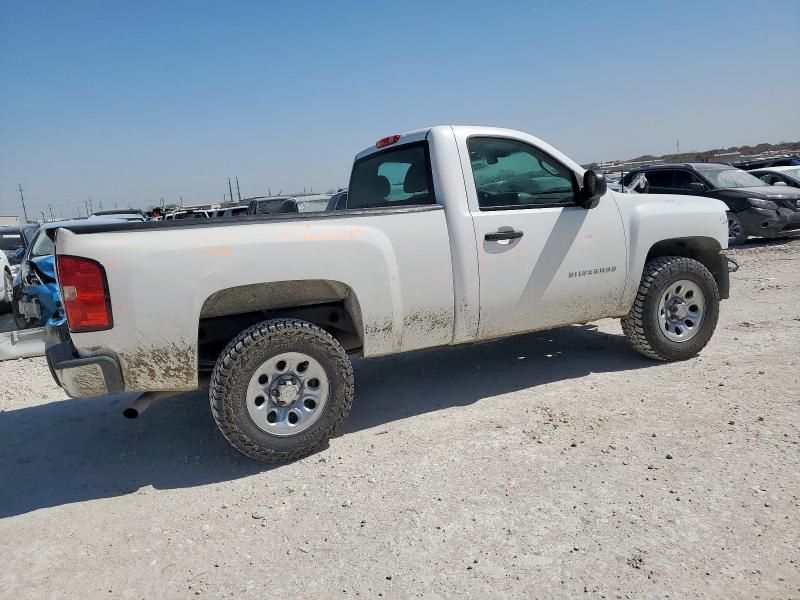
0, 215, 20, 226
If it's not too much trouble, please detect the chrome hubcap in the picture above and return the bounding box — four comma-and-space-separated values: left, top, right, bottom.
246, 351, 329, 436
658, 279, 705, 343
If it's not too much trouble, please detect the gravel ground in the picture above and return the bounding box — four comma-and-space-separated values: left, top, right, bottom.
1, 239, 799, 599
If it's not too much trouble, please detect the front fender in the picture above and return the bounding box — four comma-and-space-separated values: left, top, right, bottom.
613, 192, 728, 309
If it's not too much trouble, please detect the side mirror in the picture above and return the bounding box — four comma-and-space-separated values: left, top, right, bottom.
688, 182, 706, 192
580, 170, 606, 209
14, 247, 25, 259
773, 181, 788, 186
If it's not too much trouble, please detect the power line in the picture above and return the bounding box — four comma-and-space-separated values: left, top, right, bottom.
18, 184, 29, 223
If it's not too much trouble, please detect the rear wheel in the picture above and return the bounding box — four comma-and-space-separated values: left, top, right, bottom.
727, 211, 747, 245
209, 318, 354, 463
622, 256, 720, 361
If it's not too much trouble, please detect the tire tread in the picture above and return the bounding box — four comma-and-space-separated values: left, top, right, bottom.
209, 318, 353, 463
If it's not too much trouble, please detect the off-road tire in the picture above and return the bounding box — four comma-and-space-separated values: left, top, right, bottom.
727, 211, 747, 245
621, 256, 720, 361
209, 318, 354, 463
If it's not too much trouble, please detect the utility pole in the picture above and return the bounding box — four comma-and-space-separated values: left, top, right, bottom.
84, 200, 89, 216
40, 210, 46, 223
88, 196, 94, 214
98, 201, 103, 211
160, 197, 165, 208
18, 184, 29, 223
49, 203, 54, 221
228, 178, 234, 205
179, 194, 184, 206
235, 177, 241, 202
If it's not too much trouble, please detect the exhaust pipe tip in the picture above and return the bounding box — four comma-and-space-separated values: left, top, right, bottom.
122, 407, 139, 419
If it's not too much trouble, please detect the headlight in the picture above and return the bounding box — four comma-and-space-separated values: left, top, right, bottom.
747, 197, 778, 210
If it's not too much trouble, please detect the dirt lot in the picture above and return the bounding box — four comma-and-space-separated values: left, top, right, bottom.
1, 240, 798, 599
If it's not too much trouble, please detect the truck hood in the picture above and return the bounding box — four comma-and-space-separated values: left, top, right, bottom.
614, 191, 727, 211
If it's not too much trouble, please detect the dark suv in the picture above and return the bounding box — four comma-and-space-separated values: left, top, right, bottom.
623, 163, 800, 244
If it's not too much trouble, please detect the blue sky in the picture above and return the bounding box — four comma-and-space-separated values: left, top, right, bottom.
1, 0, 799, 219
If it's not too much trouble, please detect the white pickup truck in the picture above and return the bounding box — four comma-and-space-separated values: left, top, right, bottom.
46, 126, 731, 462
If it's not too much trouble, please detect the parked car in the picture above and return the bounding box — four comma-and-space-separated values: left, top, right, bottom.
45, 126, 730, 463
90, 209, 147, 221
247, 197, 300, 215
622, 163, 800, 244
164, 209, 210, 220
749, 166, 800, 190
12, 219, 119, 329
0, 225, 38, 313
732, 156, 800, 171
248, 196, 331, 215
0, 244, 11, 313
213, 206, 249, 218
326, 190, 348, 211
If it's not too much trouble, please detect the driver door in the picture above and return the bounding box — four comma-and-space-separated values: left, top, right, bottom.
461, 136, 628, 339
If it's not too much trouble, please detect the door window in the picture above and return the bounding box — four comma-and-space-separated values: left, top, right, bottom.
467, 137, 576, 210
644, 170, 674, 189
673, 170, 700, 190
757, 173, 781, 185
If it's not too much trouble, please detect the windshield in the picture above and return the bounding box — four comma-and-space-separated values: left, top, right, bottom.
696, 167, 768, 188
782, 167, 800, 180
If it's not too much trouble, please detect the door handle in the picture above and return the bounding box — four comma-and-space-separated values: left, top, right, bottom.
485, 229, 524, 241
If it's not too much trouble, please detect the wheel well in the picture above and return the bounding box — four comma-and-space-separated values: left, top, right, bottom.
197, 280, 364, 369
646, 236, 727, 296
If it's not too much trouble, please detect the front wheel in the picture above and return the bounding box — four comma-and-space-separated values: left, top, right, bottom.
727, 211, 747, 245
209, 318, 354, 463
622, 256, 720, 361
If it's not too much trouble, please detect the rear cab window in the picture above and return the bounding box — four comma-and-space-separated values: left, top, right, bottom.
347, 142, 435, 210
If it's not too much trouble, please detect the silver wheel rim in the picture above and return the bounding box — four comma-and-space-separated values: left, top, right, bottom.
245, 351, 329, 437
658, 279, 705, 343
728, 216, 741, 240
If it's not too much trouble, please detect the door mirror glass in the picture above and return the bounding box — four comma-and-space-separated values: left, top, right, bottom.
688, 182, 705, 192
580, 170, 606, 209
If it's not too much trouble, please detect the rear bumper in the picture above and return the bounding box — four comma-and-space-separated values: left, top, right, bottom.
46, 340, 124, 398
738, 207, 800, 238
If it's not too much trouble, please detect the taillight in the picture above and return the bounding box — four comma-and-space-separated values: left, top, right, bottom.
376, 135, 401, 149
56, 255, 113, 333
